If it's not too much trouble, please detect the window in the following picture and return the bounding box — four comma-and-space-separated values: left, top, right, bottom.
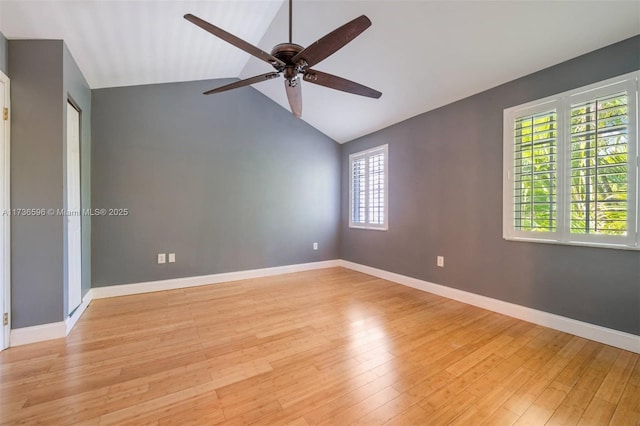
349, 144, 388, 230
503, 71, 639, 249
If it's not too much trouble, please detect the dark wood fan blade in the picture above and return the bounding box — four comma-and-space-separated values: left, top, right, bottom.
184, 14, 285, 68
284, 80, 302, 118
203, 72, 280, 95
292, 15, 371, 68
303, 69, 381, 98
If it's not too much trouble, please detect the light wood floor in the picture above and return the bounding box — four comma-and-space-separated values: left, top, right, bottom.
1, 267, 639, 425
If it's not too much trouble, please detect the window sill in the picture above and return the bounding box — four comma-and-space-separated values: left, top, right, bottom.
349, 225, 388, 231
503, 235, 639, 251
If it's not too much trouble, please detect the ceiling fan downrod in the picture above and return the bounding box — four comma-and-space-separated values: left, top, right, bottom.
289, 0, 292, 44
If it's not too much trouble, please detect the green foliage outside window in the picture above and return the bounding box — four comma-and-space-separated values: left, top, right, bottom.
569, 94, 628, 236
514, 111, 557, 232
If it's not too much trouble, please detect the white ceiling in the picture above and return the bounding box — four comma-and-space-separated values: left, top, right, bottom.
1, 1, 639, 143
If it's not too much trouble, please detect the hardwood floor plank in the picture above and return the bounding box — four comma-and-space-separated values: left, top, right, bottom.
351, 394, 422, 426
449, 367, 531, 425
383, 402, 432, 425
514, 383, 568, 425
609, 383, 640, 425
578, 396, 616, 425
547, 345, 618, 425
595, 350, 636, 404
316, 385, 400, 425
503, 336, 596, 416
481, 406, 520, 425
301, 373, 396, 425
422, 389, 478, 425
97, 382, 219, 425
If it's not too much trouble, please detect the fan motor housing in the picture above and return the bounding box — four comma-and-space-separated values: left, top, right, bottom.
271, 43, 304, 67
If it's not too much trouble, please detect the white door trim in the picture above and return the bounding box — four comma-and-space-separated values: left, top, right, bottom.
1, 71, 10, 351
66, 99, 82, 315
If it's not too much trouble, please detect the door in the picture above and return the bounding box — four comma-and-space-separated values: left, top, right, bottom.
1, 72, 9, 350
67, 101, 82, 315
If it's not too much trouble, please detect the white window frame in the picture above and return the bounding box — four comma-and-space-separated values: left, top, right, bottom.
349, 144, 389, 230
503, 71, 639, 250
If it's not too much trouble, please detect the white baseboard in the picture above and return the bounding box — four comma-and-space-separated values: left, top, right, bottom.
91, 260, 341, 299
10, 288, 95, 347
338, 260, 640, 354
9, 321, 66, 346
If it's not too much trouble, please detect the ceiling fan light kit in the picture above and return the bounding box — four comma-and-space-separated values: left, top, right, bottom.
184, 0, 381, 118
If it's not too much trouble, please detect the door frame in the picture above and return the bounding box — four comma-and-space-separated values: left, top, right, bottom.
66, 97, 82, 316
1, 70, 10, 350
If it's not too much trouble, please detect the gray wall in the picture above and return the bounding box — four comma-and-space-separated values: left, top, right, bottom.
9, 40, 64, 328
9, 40, 91, 327
0, 32, 7, 76
92, 80, 340, 286
63, 43, 92, 312
340, 36, 640, 336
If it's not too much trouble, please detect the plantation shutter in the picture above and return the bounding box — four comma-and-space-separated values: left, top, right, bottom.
368, 152, 385, 225
351, 157, 366, 224
569, 92, 629, 236
513, 110, 557, 232
349, 145, 388, 230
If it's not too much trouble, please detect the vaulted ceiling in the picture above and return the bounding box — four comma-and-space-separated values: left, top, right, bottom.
1, 1, 639, 143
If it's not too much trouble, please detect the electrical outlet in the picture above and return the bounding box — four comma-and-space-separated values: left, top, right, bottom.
437, 256, 444, 267
313, 242, 319, 250
158, 253, 166, 264
168, 253, 176, 263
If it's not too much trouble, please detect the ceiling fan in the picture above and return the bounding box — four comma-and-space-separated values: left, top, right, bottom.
184, 0, 382, 118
